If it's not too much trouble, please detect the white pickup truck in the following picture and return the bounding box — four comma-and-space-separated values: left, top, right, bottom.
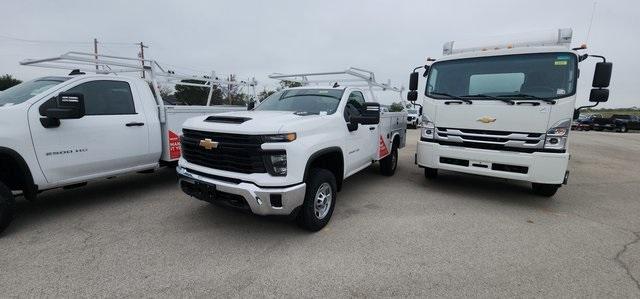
177, 68, 407, 231
0, 52, 251, 234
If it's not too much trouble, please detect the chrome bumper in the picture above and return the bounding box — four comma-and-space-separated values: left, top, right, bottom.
177, 166, 306, 216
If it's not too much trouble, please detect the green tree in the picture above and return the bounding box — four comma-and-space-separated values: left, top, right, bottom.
0, 74, 22, 91
258, 88, 276, 101
389, 102, 405, 112
279, 80, 302, 89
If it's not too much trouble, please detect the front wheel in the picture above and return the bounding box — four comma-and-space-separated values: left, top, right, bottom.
0, 181, 16, 235
380, 145, 398, 176
531, 183, 559, 197
297, 168, 337, 232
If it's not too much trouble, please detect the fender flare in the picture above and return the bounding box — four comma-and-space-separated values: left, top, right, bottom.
303, 147, 344, 190
0, 147, 38, 198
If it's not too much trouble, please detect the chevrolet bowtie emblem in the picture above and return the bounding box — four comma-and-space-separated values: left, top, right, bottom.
199, 138, 218, 150
477, 116, 497, 124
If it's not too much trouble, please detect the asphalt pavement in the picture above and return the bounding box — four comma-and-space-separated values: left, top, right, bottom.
1, 129, 639, 297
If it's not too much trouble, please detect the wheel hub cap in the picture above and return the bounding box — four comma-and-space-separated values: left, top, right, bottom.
314, 183, 332, 219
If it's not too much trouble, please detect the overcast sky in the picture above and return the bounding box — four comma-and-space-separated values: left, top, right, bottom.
1, 0, 638, 107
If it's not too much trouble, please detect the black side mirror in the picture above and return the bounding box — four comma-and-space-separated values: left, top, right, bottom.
592, 62, 612, 88
349, 102, 381, 128
247, 101, 256, 110
419, 107, 423, 115
46, 93, 85, 119
409, 72, 419, 91
589, 88, 609, 102
347, 121, 359, 132
407, 91, 418, 102
40, 93, 85, 128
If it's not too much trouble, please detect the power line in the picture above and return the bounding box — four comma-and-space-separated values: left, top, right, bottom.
0, 34, 141, 46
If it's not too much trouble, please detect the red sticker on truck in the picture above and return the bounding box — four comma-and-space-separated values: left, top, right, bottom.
379, 135, 389, 157
168, 130, 181, 160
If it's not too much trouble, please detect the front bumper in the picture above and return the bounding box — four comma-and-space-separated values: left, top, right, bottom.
416, 141, 569, 184
177, 166, 306, 216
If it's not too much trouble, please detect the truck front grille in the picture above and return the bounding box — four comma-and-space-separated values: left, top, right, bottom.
181, 129, 266, 174
435, 127, 545, 153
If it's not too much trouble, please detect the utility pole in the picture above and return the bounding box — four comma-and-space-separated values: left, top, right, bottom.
93, 38, 99, 73
139, 42, 148, 78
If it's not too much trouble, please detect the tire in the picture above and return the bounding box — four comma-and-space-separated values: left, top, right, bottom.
619, 125, 628, 133
380, 145, 398, 176
424, 167, 438, 179
531, 183, 559, 197
297, 168, 337, 232
0, 181, 16, 235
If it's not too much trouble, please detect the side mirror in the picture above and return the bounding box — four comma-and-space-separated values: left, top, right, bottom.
592, 62, 612, 88
589, 88, 609, 102
409, 72, 419, 91
407, 91, 418, 103
247, 101, 256, 110
347, 121, 359, 132
46, 93, 85, 119
349, 102, 381, 127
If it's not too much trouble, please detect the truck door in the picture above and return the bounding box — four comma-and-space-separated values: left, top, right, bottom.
343, 91, 376, 175
28, 78, 151, 184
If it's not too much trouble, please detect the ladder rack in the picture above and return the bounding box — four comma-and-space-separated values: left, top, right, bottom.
19, 51, 257, 107
268, 67, 403, 102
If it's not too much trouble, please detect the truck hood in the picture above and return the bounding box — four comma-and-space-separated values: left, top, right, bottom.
429, 100, 553, 133
181, 110, 325, 134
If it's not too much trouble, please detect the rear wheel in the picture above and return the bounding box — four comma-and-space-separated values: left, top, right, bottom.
531, 183, 559, 197
424, 167, 438, 179
297, 169, 337, 232
0, 181, 16, 235
618, 125, 628, 133
380, 145, 398, 176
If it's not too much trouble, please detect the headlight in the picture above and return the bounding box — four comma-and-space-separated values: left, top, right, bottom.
266, 152, 287, 176
544, 119, 570, 151
263, 133, 296, 143
420, 121, 435, 141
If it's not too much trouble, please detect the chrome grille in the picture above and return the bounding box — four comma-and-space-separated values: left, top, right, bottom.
435, 127, 545, 152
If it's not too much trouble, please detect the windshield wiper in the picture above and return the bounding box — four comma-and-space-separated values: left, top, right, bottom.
431, 92, 472, 104
463, 94, 514, 105
497, 94, 556, 104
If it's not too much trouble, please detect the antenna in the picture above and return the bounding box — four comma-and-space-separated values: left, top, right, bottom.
586, 1, 597, 45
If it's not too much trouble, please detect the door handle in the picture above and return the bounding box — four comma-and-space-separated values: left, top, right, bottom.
126, 122, 145, 127
369, 127, 375, 130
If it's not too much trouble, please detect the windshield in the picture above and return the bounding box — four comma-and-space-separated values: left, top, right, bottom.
0, 78, 67, 107
255, 89, 343, 115
407, 109, 418, 114
426, 53, 577, 100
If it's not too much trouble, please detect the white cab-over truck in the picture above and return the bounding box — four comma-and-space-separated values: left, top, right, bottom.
177, 68, 407, 231
408, 28, 613, 196
0, 52, 253, 234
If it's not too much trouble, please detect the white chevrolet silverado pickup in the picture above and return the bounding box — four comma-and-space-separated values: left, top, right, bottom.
177, 68, 407, 231
0, 52, 251, 234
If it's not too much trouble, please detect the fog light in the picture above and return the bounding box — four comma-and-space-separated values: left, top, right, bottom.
548, 138, 559, 144
270, 194, 282, 208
